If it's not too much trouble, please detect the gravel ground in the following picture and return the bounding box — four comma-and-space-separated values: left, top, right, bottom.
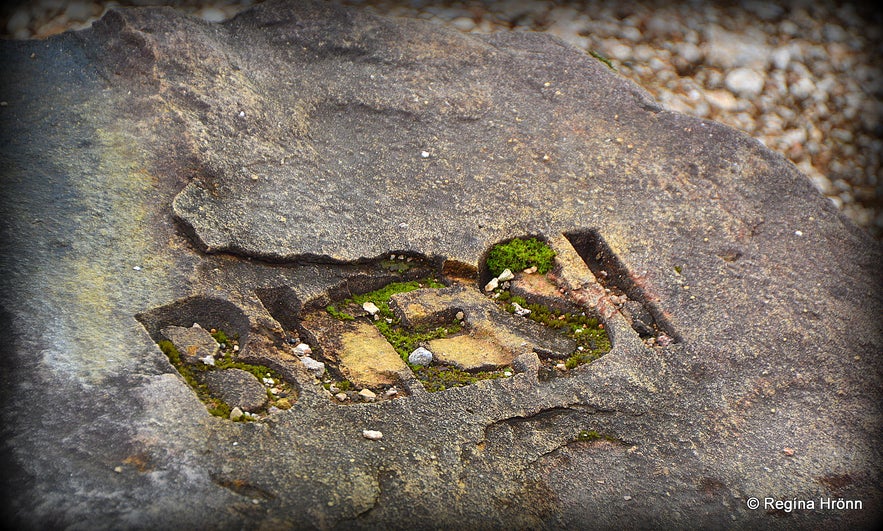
3, 0, 881, 238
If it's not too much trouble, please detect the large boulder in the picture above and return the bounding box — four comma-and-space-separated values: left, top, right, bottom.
0, 1, 879, 529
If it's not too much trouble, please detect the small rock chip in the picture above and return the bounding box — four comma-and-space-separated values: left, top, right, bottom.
420, 151, 430, 158
497, 269, 515, 282
275, 397, 292, 410
783, 447, 795, 456
523, 266, 538, 274
362, 301, 381, 316
335, 392, 349, 401
301, 356, 325, 377
408, 346, 433, 367
484, 277, 499, 292
455, 311, 465, 321
358, 388, 377, 401
230, 407, 244, 421
293, 343, 312, 356
385, 387, 398, 397
512, 302, 531, 316
362, 429, 383, 440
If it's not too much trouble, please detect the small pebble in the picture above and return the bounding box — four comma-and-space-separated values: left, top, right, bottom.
420, 151, 430, 158
358, 388, 377, 401
362, 429, 383, 440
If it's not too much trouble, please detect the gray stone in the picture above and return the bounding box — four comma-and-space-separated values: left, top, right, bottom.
202, 369, 268, 412
1, 2, 880, 530
408, 347, 433, 367
161, 324, 219, 365
300, 356, 326, 378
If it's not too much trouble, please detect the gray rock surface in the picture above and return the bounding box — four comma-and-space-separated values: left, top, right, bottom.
161, 323, 219, 364
1, 1, 880, 529
202, 368, 268, 412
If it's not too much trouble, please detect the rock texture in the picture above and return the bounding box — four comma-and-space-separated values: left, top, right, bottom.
1, 1, 880, 529
202, 368, 268, 412
161, 323, 219, 364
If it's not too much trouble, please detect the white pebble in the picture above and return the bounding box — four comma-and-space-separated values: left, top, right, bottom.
293, 343, 312, 356
358, 388, 377, 401
512, 302, 531, 316
132, 266, 141, 271
420, 151, 430, 158
362, 429, 383, 440
484, 277, 499, 292
362, 302, 381, 315
497, 269, 515, 282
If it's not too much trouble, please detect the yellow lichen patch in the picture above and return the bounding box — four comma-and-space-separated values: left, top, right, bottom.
339, 322, 408, 388
428, 335, 514, 372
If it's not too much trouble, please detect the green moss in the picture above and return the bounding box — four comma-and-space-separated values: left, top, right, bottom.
324, 277, 457, 362
207, 400, 232, 419
486, 237, 556, 278
495, 293, 610, 369
412, 365, 508, 392
210, 329, 230, 345
377, 319, 462, 362
589, 50, 615, 70
351, 278, 445, 318
326, 304, 355, 321
381, 259, 411, 272
158, 340, 182, 366
158, 330, 294, 420
577, 429, 601, 441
